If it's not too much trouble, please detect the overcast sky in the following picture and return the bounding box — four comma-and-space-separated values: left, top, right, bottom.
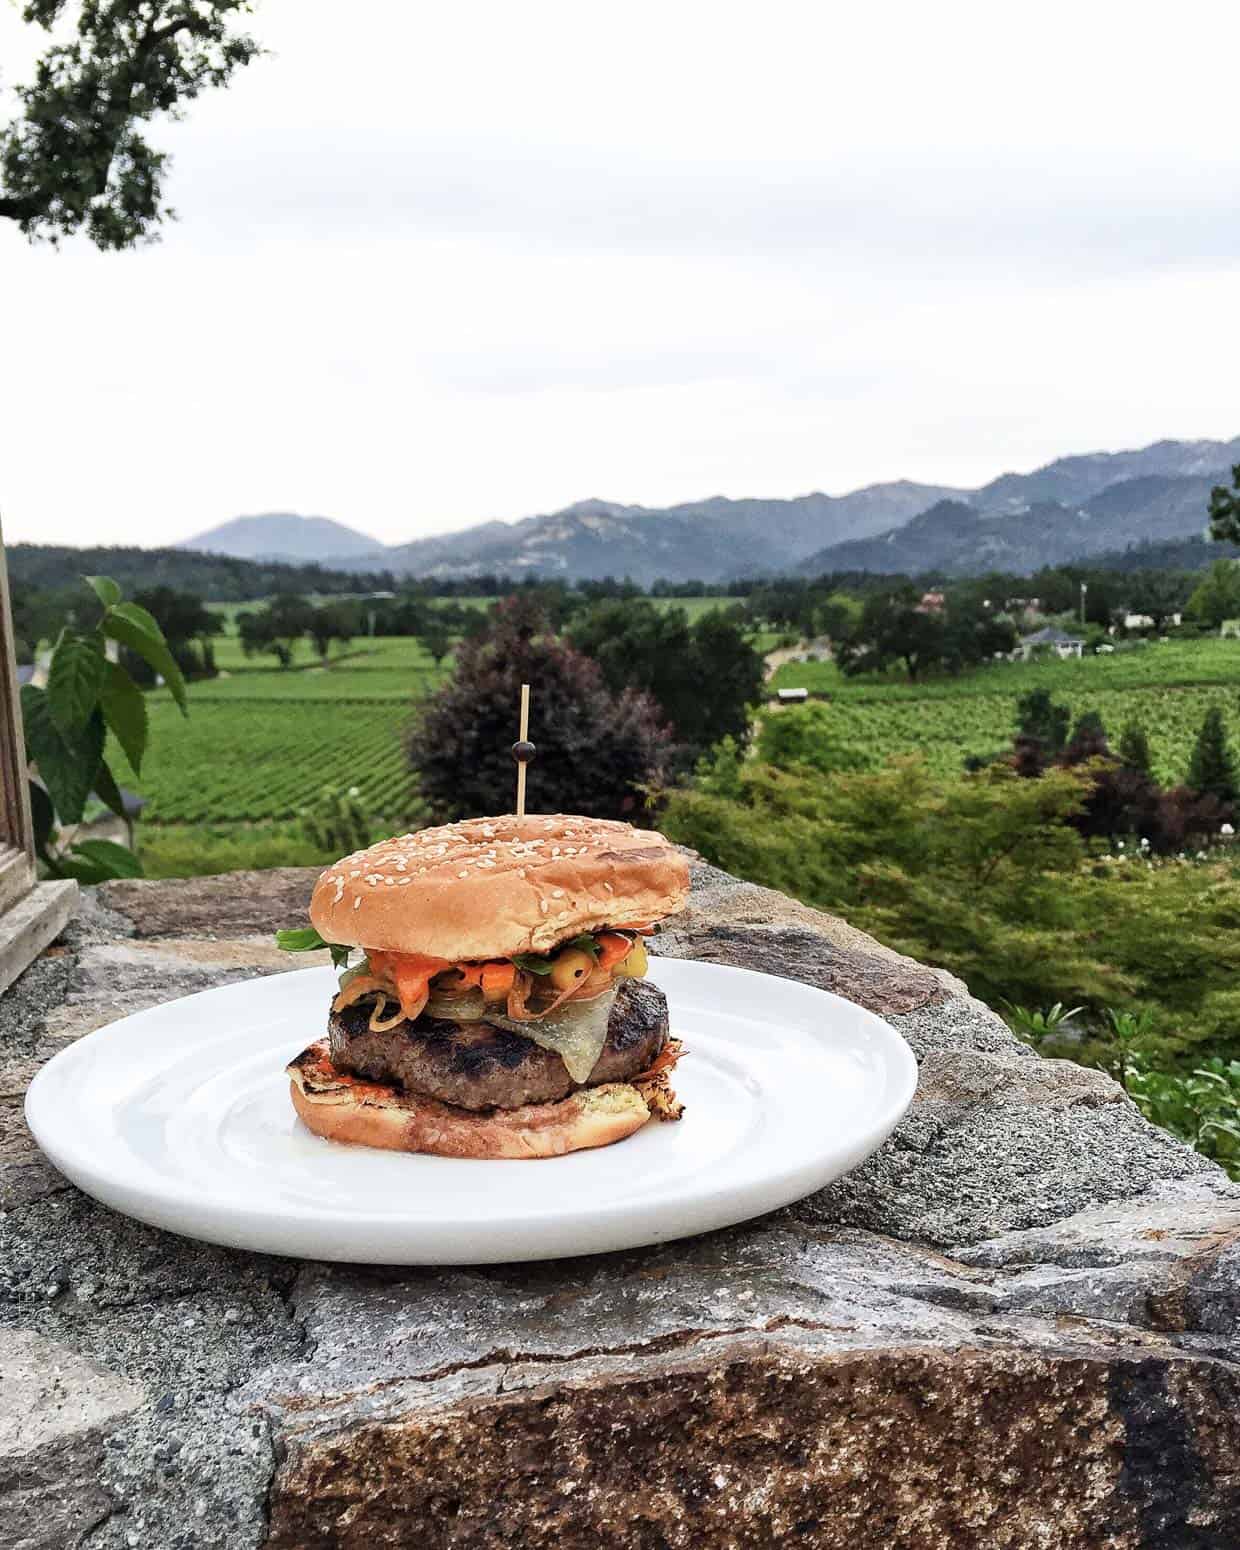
3, 0, 1239, 549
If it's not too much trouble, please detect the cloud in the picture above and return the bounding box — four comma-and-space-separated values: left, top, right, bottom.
1, 0, 1239, 548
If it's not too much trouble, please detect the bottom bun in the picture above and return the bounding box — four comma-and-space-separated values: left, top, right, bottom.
287, 1039, 683, 1160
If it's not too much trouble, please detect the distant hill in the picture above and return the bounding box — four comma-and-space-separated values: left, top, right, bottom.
179, 513, 382, 563
797, 440, 1240, 578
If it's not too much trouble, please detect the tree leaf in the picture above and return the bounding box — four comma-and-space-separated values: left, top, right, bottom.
28, 779, 55, 856
46, 633, 106, 734
102, 603, 189, 715
83, 575, 122, 609
99, 660, 148, 774
92, 756, 126, 819
20, 686, 104, 824
65, 839, 144, 881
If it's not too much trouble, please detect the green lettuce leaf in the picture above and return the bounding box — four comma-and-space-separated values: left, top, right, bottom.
275, 926, 351, 969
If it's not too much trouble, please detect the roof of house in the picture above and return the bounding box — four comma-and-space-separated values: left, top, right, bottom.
1020, 626, 1084, 647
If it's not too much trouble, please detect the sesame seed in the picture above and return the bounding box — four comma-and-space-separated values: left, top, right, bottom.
353, 898, 362, 910
552, 889, 565, 898
458, 870, 469, 879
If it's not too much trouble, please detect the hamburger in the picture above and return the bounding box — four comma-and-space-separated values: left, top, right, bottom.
276, 814, 691, 1159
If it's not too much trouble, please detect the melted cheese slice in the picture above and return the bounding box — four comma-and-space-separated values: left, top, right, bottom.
491, 986, 617, 1084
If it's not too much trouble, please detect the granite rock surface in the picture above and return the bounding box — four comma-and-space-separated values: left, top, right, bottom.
0, 860, 1236, 1548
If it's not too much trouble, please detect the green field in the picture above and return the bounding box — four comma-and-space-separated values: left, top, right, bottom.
767, 638, 1240, 782
118, 637, 443, 826
123, 613, 1240, 871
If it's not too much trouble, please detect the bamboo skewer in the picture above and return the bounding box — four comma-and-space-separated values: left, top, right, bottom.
513, 683, 533, 817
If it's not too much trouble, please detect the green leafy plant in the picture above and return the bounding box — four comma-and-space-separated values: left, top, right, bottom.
1000, 1000, 1083, 1047
21, 575, 187, 882
1124, 1055, 1240, 1179
297, 784, 377, 857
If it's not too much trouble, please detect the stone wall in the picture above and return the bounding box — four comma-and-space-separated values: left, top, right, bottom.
1, 861, 1238, 1548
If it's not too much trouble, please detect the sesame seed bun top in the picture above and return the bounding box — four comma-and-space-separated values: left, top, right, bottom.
309, 813, 690, 960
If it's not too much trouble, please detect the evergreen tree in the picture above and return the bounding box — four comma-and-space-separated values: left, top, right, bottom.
1016, 688, 1071, 755
1186, 708, 1239, 803
1118, 722, 1153, 776
1061, 711, 1109, 766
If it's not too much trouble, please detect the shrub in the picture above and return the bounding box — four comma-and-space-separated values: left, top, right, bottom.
298, 784, 403, 856
1124, 1056, 1240, 1179
665, 752, 1240, 1061
413, 602, 671, 821
756, 701, 871, 777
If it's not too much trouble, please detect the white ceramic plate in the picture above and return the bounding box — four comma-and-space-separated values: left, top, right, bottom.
25, 959, 917, 1265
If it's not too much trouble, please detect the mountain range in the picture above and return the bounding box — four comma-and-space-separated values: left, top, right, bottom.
177, 436, 1240, 583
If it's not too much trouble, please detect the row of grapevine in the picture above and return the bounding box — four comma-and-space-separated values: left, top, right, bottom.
810, 685, 1240, 783
113, 700, 421, 822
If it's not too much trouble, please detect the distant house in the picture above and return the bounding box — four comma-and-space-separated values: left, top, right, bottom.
776, 687, 809, 703
917, 591, 946, 614
1123, 611, 1182, 630
1018, 626, 1085, 661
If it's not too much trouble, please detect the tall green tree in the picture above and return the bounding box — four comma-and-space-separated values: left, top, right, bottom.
0, 1, 261, 249
1208, 464, 1240, 546
1186, 560, 1240, 630
570, 600, 762, 757
1118, 723, 1153, 777
1186, 708, 1238, 803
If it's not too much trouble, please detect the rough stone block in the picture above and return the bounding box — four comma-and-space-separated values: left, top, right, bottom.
1, 863, 1237, 1547
0, 1329, 144, 1550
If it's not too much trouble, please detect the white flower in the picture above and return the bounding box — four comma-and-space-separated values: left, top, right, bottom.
1117, 841, 1124, 850
1223, 823, 1235, 837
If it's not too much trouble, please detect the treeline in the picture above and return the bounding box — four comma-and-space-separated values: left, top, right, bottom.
753, 563, 1206, 637
8, 544, 398, 604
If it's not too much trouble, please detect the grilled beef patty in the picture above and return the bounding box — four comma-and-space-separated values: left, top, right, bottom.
327, 977, 669, 1111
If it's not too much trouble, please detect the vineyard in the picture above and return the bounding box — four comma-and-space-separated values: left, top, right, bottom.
767, 637, 1240, 781
792, 685, 1240, 783
770, 638, 1240, 699
115, 637, 442, 824
120, 620, 1240, 862
112, 699, 422, 822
